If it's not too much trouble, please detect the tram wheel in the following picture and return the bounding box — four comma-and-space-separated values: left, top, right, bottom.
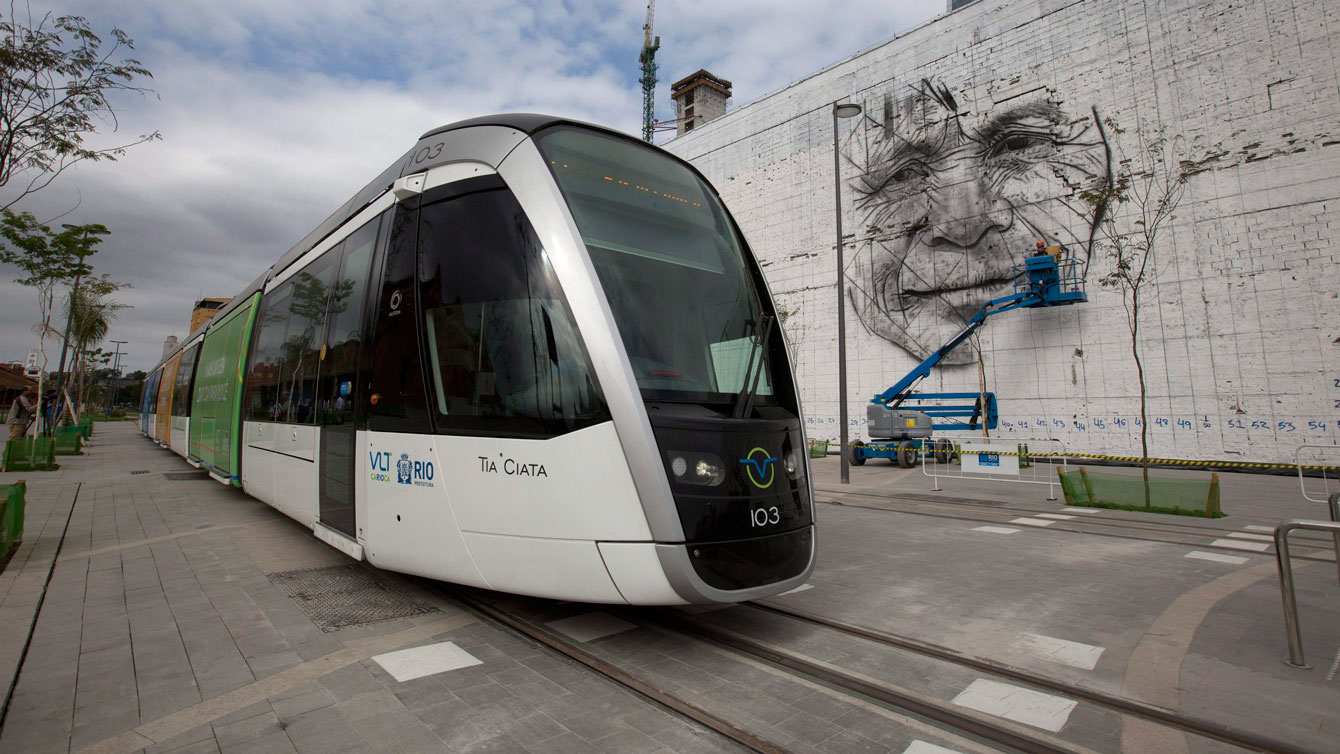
897, 440, 917, 468
850, 440, 866, 467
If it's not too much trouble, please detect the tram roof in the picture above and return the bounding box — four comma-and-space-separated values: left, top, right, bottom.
161, 114, 658, 368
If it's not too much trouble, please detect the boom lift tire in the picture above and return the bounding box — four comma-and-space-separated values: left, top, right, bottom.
897, 440, 917, 468
850, 440, 866, 467
934, 438, 952, 464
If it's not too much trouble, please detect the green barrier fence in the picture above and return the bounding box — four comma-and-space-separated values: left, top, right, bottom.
1058, 467, 1222, 517
52, 425, 83, 455
78, 418, 93, 439
1, 437, 58, 472
808, 440, 833, 459
1, 481, 24, 557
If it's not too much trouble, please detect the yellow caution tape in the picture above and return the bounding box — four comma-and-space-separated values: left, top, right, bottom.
805, 441, 1340, 471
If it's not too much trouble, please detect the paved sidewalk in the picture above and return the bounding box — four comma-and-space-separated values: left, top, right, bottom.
800, 453, 1340, 752
0, 423, 737, 754
4, 424, 1336, 753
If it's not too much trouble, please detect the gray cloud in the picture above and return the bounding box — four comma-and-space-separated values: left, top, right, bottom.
0, 0, 942, 373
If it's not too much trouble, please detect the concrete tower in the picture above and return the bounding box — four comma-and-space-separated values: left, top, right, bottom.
670, 70, 731, 136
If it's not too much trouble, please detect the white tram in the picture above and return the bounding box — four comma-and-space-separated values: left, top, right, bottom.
142, 115, 815, 604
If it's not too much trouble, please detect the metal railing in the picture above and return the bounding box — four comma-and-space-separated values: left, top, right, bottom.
920, 437, 1067, 501
1274, 490, 1340, 668
1294, 443, 1339, 503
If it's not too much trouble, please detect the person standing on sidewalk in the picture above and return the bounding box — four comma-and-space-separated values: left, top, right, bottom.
6, 385, 36, 442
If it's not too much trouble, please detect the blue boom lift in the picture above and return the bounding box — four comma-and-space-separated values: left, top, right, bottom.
851, 250, 1087, 468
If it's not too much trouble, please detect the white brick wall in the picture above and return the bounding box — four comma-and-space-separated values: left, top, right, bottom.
665, 0, 1340, 463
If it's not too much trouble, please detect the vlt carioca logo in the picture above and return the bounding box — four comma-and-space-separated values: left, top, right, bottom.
739, 447, 777, 489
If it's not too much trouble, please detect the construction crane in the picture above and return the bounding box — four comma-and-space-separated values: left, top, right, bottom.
638, 1, 660, 142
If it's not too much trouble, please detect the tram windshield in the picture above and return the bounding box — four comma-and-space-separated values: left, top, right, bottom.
536, 127, 776, 404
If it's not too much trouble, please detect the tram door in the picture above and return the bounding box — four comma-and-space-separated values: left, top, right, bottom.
317, 218, 380, 537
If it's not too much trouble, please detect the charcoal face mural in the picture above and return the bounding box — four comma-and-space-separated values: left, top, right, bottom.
849, 80, 1112, 364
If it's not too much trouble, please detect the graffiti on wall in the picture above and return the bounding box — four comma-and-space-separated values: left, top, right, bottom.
845, 79, 1113, 364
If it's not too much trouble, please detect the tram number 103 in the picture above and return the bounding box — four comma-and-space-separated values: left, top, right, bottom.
750, 506, 781, 528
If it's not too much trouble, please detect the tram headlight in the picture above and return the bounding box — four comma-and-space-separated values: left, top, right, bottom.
666, 451, 726, 487
783, 449, 801, 478
694, 459, 723, 484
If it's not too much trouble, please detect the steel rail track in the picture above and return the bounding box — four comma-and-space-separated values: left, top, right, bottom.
818, 497, 1336, 563
656, 611, 1086, 754
744, 601, 1311, 754
431, 582, 1072, 754
427, 584, 785, 754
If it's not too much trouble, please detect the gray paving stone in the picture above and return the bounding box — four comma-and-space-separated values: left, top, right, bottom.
213, 710, 286, 749
770, 709, 846, 748
0, 705, 74, 754
456, 734, 531, 754
244, 649, 303, 677
561, 709, 632, 741
650, 725, 740, 754
455, 680, 522, 708
348, 707, 445, 754
145, 724, 216, 754
617, 708, 681, 737
815, 729, 889, 754
394, 682, 456, 711
276, 704, 360, 754
217, 730, 296, 754
413, 696, 473, 730
70, 715, 137, 752
318, 663, 382, 703
140, 687, 204, 721
534, 683, 624, 722
588, 727, 667, 754
269, 683, 337, 722
524, 732, 600, 754
213, 701, 274, 728
336, 687, 405, 724
497, 711, 568, 747
160, 739, 222, 754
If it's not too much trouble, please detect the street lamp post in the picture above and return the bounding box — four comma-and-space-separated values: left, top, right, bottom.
833, 101, 861, 484
107, 340, 127, 416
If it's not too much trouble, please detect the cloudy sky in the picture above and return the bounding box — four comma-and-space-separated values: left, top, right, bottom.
1, 0, 944, 374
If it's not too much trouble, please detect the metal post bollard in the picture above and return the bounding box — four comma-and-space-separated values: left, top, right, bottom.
1273, 518, 1340, 668
1330, 490, 1340, 586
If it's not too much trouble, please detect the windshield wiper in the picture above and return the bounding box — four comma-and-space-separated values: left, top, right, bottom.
732, 313, 774, 419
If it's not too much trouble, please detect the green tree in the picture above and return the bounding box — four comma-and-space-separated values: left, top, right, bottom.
0, 209, 104, 429
0, 7, 158, 208
67, 273, 129, 410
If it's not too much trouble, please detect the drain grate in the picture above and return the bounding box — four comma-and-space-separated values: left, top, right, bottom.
268, 564, 438, 632
129, 470, 151, 475
163, 470, 210, 481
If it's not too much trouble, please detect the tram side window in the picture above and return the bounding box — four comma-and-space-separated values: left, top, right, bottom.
318, 220, 378, 427
278, 254, 336, 425
418, 188, 609, 438
172, 344, 199, 417
245, 284, 292, 422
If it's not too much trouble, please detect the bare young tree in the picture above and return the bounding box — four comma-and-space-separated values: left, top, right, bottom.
0, 4, 159, 209
1081, 123, 1196, 506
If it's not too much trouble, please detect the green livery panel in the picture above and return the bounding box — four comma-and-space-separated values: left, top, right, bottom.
188, 292, 259, 484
